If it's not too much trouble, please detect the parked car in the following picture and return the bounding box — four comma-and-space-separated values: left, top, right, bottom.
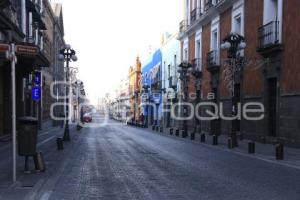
83, 113, 92, 123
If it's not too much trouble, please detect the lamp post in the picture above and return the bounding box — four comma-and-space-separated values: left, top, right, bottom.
58, 44, 77, 141
142, 85, 150, 127
178, 61, 194, 138
221, 33, 246, 147
134, 89, 139, 124
191, 64, 202, 139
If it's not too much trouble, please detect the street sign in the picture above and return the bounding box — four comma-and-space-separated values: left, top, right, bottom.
34, 71, 42, 85
0, 43, 9, 53
15, 45, 39, 55
32, 86, 41, 101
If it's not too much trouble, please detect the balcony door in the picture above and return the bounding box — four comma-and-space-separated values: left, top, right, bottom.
267, 77, 277, 137
0, 67, 3, 135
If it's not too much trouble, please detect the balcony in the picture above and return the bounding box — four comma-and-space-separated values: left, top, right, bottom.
204, 0, 223, 12
0, 0, 10, 9
168, 76, 177, 89
192, 58, 202, 71
0, 1, 24, 36
151, 77, 161, 91
190, 8, 202, 25
179, 20, 188, 33
257, 21, 282, 54
26, 0, 46, 30
204, 0, 214, 11
207, 50, 220, 72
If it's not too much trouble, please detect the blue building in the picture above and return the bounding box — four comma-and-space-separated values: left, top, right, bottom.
141, 49, 163, 127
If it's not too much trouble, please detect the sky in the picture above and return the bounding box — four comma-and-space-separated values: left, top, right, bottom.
51, 0, 182, 104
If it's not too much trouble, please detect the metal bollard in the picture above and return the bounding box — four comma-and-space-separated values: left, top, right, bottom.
276, 144, 284, 160
248, 141, 255, 154
212, 135, 218, 145
200, 134, 206, 143
175, 129, 179, 137
170, 128, 174, 135
160, 127, 163, 133
34, 152, 46, 172
57, 137, 64, 150
228, 137, 234, 149
182, 130, 187, 138
190, 133, 195, 140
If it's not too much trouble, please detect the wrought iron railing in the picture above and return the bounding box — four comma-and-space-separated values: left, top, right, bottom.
204, 0, 223, 12
204, 0, 214, 11
258, 21, 280, 49
168, 76, 177, 88
207, 50, 219, 67
192, 58, 202, 71
190, 8, 197, 24
190, 8, 203, 25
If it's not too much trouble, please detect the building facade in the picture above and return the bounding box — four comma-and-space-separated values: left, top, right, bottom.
128, 56, 142, 122
141, 49, 163, 127
178, 0, 300, 147
160, 33, 181, 129
0, 0, 66, 136
51, 3, 65, 125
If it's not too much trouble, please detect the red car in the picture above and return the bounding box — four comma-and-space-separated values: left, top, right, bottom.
83, 113, 92, 123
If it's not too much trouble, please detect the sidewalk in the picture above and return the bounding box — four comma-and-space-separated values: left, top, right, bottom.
0, 125, 78, 200
214, 134, 300, 169
144, 125, 300, 170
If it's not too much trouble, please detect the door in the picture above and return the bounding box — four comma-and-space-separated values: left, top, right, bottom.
0, 67, 4, 135
267, 78, 277, 137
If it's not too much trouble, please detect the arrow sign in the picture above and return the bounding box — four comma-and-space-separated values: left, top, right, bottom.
34, 71, 42, 85
0, 43, 10, 53
16, 45, 39, 55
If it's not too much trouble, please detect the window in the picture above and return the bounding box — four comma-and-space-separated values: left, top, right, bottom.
186, 0, 190, 24
233, 15, 242, 34
184, 49, 188, 61
212, 30, 218, 50
264, 0, 279, 24
173, 55, 177, 77
196, 40, 201, 70
231, 0, 244, 36
196, 40, 201, 59
260, 0, 283, 45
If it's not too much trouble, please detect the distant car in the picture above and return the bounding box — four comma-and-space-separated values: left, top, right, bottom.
83, 113, 92, 123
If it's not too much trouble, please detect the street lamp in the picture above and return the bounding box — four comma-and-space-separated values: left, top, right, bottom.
178, 61, 194, 138
134, 89, 139, 124
58, 44, 77, 141
191, 62, 202, 139
221, 33, 246, 147
142, 84, 150, 127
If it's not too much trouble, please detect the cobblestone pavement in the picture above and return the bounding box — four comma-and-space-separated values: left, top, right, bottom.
37, 119, 300, 200
1, 116, 300, 200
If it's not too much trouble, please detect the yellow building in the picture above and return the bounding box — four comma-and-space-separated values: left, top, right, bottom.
128, 57, 142, 122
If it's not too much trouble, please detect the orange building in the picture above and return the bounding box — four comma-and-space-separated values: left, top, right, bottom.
128, 57, 142, 122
